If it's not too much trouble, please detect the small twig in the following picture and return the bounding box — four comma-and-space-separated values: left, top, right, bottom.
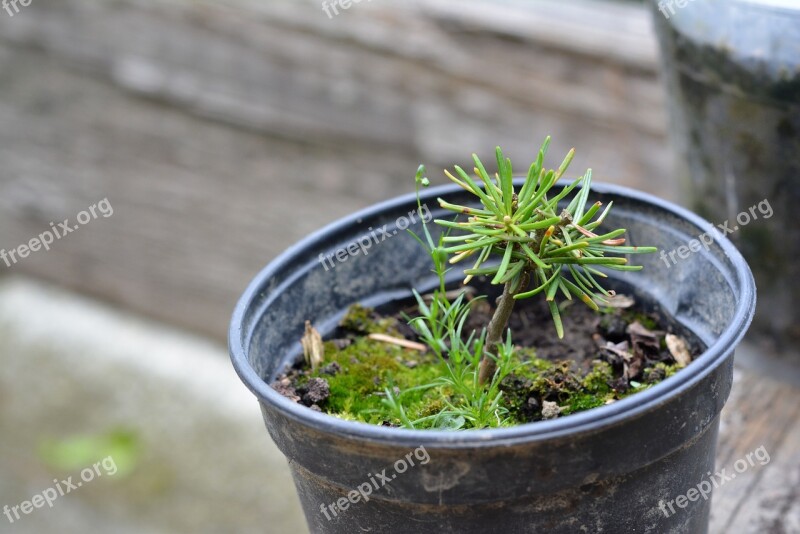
368, 333, 428, 352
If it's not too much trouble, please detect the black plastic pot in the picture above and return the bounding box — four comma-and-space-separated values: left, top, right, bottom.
230, 182, 755, 533
650, 0, 799, 347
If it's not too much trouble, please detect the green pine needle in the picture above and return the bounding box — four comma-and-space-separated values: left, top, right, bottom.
436, 137, 657, 337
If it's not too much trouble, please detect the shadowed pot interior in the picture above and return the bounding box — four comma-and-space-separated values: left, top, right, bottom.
230, 181, 755, 534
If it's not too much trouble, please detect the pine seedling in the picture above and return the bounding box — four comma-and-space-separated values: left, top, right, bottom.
434, 137, 657, 383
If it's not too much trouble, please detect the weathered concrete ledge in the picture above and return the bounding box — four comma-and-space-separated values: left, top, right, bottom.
0, 277, 305, 533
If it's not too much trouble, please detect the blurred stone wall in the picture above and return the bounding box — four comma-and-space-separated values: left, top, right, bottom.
0, 0, 673, 339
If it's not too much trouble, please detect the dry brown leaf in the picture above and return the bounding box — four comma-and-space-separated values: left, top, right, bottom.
665, 333, 692, 368
626, 321, 659, 341
595, 294, 635, 309
301, 320, 325, 371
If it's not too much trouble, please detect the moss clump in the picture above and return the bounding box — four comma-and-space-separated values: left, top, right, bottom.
525, 361, 583, 404
339, 304, 399, 335
304, 336, 441, 424
499, 360, 618, 421
550, 362, 616, 416
562, 392, 607, 414
582, 361, 614, 395
642, 362, 681, 384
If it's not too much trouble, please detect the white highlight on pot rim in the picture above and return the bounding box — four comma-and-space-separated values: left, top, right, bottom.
0, 198, 114, 269
3, 456, 118, 524
658, 445, 770, 518
318, 204, 432, 271
659, 198, 772, 268
319, 446, 430, 521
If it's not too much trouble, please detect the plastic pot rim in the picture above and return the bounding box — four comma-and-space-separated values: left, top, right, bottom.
229, 181, 756, 448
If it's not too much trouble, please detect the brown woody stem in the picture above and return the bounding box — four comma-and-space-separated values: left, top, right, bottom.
478, 271, 529, 385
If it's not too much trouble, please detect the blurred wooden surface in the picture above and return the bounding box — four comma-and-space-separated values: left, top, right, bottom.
0, 0, 674, 338
1, 4, 797, 531
711, 364, 800, 533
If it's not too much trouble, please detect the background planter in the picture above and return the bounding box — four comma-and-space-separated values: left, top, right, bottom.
650, 0, 800, 350
230, 182, 755, 533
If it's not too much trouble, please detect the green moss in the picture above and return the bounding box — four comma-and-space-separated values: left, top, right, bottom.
642, 362, 681, 384
307, 305, 684, 427
539, 362, 613, 415
582, 361, 613, 395
561, 392, 606, 415
498, 374, 538, 421
313, 339, 682, 424
339, 304, 399, 335
516, 347, 551, 371
311, 306, 448, 425
310, 337, 442, 425
526, 361, 582, 403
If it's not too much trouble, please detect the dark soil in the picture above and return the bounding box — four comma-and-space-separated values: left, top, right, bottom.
272, 281, 703, 428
